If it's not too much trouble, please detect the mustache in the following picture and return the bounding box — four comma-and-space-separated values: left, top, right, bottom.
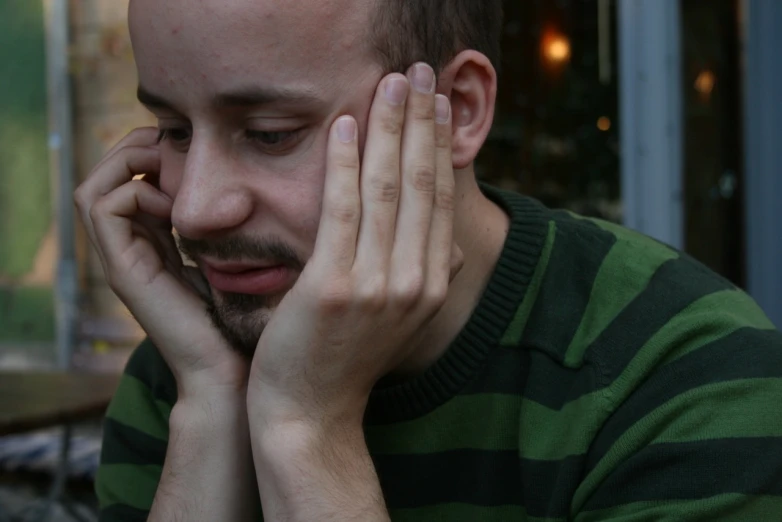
178, 234, 305, 270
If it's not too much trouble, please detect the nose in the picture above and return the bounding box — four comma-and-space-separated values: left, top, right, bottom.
170, 138, 253, 239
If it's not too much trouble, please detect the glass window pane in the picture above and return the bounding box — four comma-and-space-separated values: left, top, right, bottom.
478, 0, 621, 222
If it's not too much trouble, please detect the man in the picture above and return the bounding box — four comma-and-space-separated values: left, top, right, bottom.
75, 0, 782, 520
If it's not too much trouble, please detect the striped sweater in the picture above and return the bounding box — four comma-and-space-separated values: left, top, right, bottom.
97, 186, 782, 521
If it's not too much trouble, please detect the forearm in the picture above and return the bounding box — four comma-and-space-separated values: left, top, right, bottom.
251, 417, 389, 522
149, 393, 258, 521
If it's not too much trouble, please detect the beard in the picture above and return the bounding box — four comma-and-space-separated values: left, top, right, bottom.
177, 234, 305, 359
205, 291, 283, 359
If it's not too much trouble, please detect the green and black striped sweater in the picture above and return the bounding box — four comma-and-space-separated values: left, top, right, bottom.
97, 186, 782, 521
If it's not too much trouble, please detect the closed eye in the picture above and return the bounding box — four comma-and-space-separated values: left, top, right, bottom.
157, 127, 192, 146
246, 129, 302, 154
156, 127, 304, 154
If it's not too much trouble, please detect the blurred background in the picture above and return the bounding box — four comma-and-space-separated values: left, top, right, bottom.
0, 0, 780, 519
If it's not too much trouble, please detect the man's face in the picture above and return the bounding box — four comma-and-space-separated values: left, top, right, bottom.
128, 0, 385, 355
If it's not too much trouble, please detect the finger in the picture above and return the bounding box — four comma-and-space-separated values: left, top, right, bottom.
426, 95, 457, 297
95, 127, 160, 170
91, 180, 173, 272
390, 63, 437, 283
136, 212, 181, 273
180, 266, 212, 301
76, 146, 161, 251
130, 217, 205, 301
312, 116, 361, 274
141, 171, 162, 190
80, 146, 161, 202
352, 74, 409, 276
129, 219, 178, 276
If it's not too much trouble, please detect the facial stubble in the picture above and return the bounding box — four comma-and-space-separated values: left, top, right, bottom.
178, 234, 304, 359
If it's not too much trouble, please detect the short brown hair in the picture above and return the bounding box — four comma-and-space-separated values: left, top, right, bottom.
370, 0, 504, 74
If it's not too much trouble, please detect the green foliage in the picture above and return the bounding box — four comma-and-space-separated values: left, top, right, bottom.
0, 286, 55, 342
0, 0, 51, 279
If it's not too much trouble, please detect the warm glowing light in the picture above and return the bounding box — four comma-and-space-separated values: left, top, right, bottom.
694, 70, 716, 96
547, 39, 570, 61
597, 117, 611, 131
542, 30, 571, 65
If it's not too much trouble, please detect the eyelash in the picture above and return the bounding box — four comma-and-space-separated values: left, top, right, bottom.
157, 128, 301, 151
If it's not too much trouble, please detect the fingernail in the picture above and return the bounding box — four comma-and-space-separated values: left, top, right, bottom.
337, 116, 357, 143
435, 95, 451, 124
385, 77, 409, 105
411, 63, 435, 93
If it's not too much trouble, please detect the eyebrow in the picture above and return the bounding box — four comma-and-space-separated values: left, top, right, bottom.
137, 85, 323, 112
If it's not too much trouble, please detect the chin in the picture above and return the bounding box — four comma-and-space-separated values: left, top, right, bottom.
206, 290, 283, 359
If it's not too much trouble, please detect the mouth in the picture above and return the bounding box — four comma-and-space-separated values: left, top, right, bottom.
201, 258, 297, 295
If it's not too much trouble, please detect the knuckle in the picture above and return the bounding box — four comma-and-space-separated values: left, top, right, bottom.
410, 164, 437, 193
379, 112, 404, 135
410, 102, 436, 122
368, 175, 400, 203
424, 283, 448, 310
326, 199, 360, 224
356, 276, 387, 310
316, 281, 353, 314
335, 152, 360, 171
88, 199, 104, 222
392, 270, 425, 306
73, 188, 87, 210
434, 185, 456, 212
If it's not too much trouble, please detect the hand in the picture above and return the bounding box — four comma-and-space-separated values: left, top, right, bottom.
74, 129, 247, 398
248, 63, 460, 426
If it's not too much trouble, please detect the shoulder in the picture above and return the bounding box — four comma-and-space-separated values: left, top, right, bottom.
563, 215, 780, 382
508, 202, 782, 400
517, 203, 772, 361
567, 224, 782, 514
503, 206, 782, 515
541, 212, 782, 413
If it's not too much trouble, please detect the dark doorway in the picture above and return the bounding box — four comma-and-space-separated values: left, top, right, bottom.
681, 0, 745, 286
478, 0, 621, 222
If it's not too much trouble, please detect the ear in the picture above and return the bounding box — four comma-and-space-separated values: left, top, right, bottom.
436, 51, 498, 170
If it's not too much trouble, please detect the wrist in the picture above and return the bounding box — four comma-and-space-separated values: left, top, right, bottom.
251, 413, 365, 462
172, 388, 249, 430
249, 412, 387, 521
246, 382, 368, 430
250, 416, 370, 506
154, 383, 258, 522
176, 370, 249, 406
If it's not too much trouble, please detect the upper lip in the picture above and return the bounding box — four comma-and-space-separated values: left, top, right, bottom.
200, 258, 281, 274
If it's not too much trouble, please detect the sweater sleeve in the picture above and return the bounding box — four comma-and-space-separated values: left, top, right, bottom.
95, 340, 177, 522
572, 290, 782, 521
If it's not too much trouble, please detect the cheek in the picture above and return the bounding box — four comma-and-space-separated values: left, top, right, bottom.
235, 136, 328, 248
265, 162, 325, 245
276, 183, 322, 242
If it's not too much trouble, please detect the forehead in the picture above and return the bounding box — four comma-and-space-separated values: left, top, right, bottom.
128, 0, 377, 102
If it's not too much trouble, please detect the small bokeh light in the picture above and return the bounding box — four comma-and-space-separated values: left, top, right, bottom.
541, 29, 571, 66
694, 69, 716, 100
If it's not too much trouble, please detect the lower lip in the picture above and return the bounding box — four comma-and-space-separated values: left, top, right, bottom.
203, 265, 295, 295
